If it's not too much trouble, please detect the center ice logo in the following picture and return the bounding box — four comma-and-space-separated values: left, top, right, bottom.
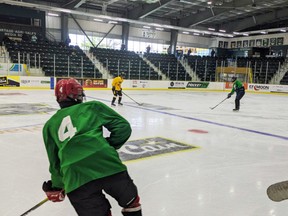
119, 137, 197, 161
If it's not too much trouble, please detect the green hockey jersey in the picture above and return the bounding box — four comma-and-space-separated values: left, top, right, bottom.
230, 80, 244, 95
42, 101, 131, 193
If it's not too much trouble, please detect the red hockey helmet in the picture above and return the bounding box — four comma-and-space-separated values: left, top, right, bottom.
55, 78, 85, 103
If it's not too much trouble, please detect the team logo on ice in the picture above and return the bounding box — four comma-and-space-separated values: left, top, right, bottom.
119, 137, 197, 161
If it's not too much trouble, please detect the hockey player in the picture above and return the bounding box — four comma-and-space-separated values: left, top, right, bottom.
111, 74, 124, 106
42, 78, 142, 216
227, 76, 245, 111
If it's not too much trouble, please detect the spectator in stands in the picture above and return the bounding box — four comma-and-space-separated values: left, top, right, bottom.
187, 48, 191, 57
146, 45, 151, 54
167, 45, 172, 54
121, 43, 126, 51
21, 33, 30, 42
65, 36, 71, 46
211, 49, 215, 57
31, 33, 37, 43
184, 48, 191, 60
227, 76, 245, 111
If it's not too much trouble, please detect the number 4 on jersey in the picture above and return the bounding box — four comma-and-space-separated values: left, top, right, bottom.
58, 116, 77, 142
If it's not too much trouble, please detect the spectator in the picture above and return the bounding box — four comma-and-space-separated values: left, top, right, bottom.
146, 45, 150, 54
31, 34, 37, 43
121, 43, 126, 51
187, 48, 191, 57
167, 45, 172, 54
211, 49, 215, 57
65, 36, 71, 46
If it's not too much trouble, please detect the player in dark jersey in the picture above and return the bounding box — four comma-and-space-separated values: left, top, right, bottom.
42, 78, 142, 216
227, 76, 245, 111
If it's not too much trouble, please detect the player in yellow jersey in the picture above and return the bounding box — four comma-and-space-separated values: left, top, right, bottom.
111, 74, 124, 106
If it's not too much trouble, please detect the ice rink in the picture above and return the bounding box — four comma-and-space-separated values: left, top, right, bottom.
0, 88, 288, 216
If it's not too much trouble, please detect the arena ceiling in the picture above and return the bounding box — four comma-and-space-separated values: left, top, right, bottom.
2, 0, 288, 37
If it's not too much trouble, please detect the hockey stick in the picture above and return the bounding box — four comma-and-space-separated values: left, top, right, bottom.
210, 97, 228, 110
267, 180, 288, 202
20, 198, 49, 216
122, 91, 143, 106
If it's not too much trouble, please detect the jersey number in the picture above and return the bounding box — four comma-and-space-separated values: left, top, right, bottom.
58, 116, 77, 142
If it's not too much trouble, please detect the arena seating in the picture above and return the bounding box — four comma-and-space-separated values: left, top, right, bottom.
90, 47, 159, 80
280, 72, 288, 85
236, 57, 285, 84
185, 56, 285, 83
4, 40, 101, 78
144, 53, 191, 81
4, 40, 286, 84
186, 55, 217, 81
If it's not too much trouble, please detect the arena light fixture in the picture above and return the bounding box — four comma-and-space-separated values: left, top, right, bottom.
93, 18, 103, 22
47, 12, 59, 17
0, 0, 234, 38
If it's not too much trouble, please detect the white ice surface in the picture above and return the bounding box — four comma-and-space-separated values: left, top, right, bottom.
0, 89, 288, 216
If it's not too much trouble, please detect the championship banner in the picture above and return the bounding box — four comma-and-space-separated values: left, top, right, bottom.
0, 76, 20, 87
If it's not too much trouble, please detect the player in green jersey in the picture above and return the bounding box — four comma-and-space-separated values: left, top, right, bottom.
227, 76, 245, 111
42, 78, 142, 216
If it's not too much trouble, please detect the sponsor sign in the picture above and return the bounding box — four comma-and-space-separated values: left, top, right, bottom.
56, 78, 107, 88
225, 82, 248, 90
248, 84, 270, 92
131, 80, 149, 88
0, 63, 28, 75
186, 82, 209, 88
168, 81, 186, 89
270, 85, 288, 93
20, 77, 50, 87
118, 137, 197, 161
83, 78, 107, 88
0, 76, 20, 87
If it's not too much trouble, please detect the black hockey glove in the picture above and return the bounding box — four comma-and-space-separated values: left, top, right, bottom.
42, 180, 65, 202
227, 93, 231, 98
